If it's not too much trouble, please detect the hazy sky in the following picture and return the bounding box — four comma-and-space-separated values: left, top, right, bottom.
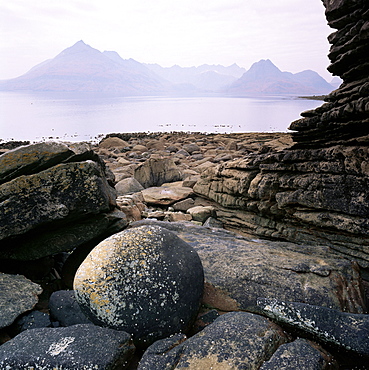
0, 0, 334, 81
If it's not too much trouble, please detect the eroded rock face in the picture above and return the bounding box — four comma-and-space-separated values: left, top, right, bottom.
193, 0, 369, 268
74, 225, 204, 347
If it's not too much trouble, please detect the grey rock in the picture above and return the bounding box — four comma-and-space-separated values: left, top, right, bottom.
0, 324, 135, 369
0, 160, 116, 242
74, 225, 204, 347
203, 216, 224, 228
187, 205, 216, 223
115, 177, 144, 195
0, 273, 42, 329
15, 310, 52, 332
259, 338, 337, 370
257, 298, 369, 359
172, 198, 195, 212
182, 143, 201, 154
138, 311, 288, 369
0, 210, 128, 260
49, 290, 92, 326
130, 220, 366, 314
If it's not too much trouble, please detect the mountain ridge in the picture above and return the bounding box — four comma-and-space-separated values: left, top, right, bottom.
0, 41, 335, 95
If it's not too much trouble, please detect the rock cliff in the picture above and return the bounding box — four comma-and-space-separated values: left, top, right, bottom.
194, 0, 369, 268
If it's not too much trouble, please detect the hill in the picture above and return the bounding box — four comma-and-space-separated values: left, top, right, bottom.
0, 42, 335, 96
226, 59, 334, 95
0, 41, 170, 94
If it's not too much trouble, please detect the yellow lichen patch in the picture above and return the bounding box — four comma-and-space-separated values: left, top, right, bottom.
177, 355, 238, 370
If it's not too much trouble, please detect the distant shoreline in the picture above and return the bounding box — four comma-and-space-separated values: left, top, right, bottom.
298, 95, 326, 101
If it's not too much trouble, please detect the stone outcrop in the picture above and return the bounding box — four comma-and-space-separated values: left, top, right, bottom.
194, 0, 369, 268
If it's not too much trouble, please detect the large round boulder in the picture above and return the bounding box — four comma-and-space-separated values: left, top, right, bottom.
73, 225, 204, 347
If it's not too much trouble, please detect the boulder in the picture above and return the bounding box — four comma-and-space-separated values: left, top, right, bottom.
134, 157, 182, 188
99, 137, 129, 149
138, 311, 288, 369
116, 193, 146, 222
74, 225, 204, 347
182, 143, 201, 154
0, 160, 116, 241
257, 298, 369, 359
0, 273, 42, 329
187, 205, 216, 223
15, 311, 52, 332
130, 220, 366, 314
259, 338, 337, 370
0, 324, 135, 369
141, 186, 193, 206
115, 177, 144, 195
49, 290, 92, 326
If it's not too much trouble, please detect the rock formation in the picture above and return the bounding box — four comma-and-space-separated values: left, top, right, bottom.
0, 141, 126, 262
194, 0, 369, 269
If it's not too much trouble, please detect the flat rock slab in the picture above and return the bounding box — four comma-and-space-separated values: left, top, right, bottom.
257, 298, 369, 359
0, 273, 42, 329
130, 220, 366, 314
138, 311, 288, 369
141, 186, 193, 205
0, 324, 135, 369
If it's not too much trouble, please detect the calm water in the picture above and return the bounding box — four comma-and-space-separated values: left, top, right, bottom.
0, 92, 323, 142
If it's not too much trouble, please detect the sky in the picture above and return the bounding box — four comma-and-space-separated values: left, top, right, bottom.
0, 0, 334, 81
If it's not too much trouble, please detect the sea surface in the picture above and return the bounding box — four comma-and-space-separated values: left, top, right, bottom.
0, 92, 323, 143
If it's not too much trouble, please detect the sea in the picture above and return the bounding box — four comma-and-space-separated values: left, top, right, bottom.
0, 92, 323, 143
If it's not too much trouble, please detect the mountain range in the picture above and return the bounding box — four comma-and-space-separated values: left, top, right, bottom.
0, 40, 338, 95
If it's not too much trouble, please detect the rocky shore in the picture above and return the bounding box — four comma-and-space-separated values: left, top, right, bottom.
1, 0, 368, 368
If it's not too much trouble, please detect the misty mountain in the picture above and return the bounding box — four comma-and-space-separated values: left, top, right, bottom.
0, 41, 170, 94
144, 63, 246, 92
226, 59, 334, 95
0, 41, 335, 96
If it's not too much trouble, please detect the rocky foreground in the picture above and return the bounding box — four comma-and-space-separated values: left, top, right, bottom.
0, 133, 368, 369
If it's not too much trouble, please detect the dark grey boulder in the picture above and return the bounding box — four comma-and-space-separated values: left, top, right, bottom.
138, 311, 288, 369
0, 210, 128, 260
0, 160, 116, 242
74, 225, 204, 347
0, 324, 135, 369
0, 272, 42, 329
182, 143, 201, 154
259, 338, 337, 370
49, 290, 92, 326
257, 298, 369, 359
15, 310, 52, 332
129, 220, 366, 314
115, 177, 144, 195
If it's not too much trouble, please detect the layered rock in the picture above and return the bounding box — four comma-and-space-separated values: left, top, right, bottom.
194, 0, 369, 268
